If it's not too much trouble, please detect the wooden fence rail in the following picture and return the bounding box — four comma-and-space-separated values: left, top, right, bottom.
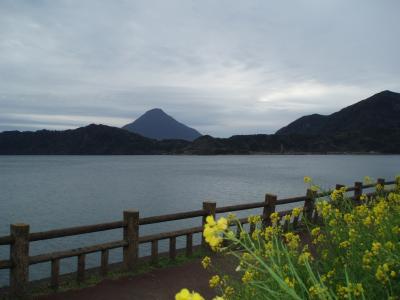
0, 178, 396, 298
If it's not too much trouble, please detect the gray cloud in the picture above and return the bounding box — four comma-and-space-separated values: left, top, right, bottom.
0, 0, 399, 137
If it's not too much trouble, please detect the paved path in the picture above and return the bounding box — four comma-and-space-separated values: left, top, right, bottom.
38, 258, 220, 300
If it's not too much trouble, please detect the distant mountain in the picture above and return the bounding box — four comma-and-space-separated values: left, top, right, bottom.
0, 124, 189, 155
2, 123, 399, 155
122, 108, 202, 141
184, 130, 400, 154
1, 91, 400, 155
276, 90, 400, 135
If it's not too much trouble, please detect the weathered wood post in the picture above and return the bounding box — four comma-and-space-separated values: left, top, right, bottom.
377, 178, 385, 191
202, 201, 216, 247
77, 254, 85, 283
303, 189, 316, 223
123, 210, 139, 270
100, 249, 109, 276
186, 233, 193, 257
51, 258, 60, 289
169, 237, 177, 260
263, 194, 277, 227
354, 181, 363, 203
151, 240, 158, 263
10, 223, 30, 298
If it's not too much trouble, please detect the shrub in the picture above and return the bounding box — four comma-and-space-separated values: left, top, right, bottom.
177, 176, 400, 300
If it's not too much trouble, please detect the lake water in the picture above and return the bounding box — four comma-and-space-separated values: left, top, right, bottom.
0, 155, 399, 286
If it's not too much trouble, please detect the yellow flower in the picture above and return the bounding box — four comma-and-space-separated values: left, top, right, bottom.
223, 286, 234, 298
385, 241, 395, 250
304, 176, 312, 183
311, 227, 321, 237
206, 215, 216, 226
209, 275, 221, 288
241, 253, 253, 263
371, 242, 382, 255
176, 288, 191, 300
192, 294, 204, 300
339, 240, 350, 249
321, 270, 335, 284
388, 192, 400, 204
175, 289, 205, 300
362, 250, 373, 269
392, 226, 400, 234
203, 216, 227, 250
284, 232, 300, 250
337, 283, 364, 298
213, 297, 225, 300
251, 229, 261, 240
363, 216, 373, 226
284, 277, 295, 288
227, 213, 236, 221
348, 228, 357, 240
298, 251, 312, 264
242, 270, 254, 284
376, 265, 389, 284
309, 284, 327, 298
331, 187, 347, 201
351, 283, 364, 297
292, 207, 302, 217
270, 212, 279, 225
217, 217, 228, 231
316, 200, 332, 218
248, 215, 261, 224
376, 183, 384, 192
360, 194, 367, 201
343, 213, 354, 224
201, 256, 211, 269
328, 219, 337, 227
355, 204, 368, 217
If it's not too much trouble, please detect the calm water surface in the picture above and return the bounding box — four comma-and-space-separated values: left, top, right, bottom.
0, 155, 399, 285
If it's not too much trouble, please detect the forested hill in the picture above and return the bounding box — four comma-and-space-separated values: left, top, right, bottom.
276, 90, 400, 135
1, 91, 399, 154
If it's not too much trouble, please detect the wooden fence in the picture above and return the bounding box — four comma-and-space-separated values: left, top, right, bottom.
0, 177, 395, 298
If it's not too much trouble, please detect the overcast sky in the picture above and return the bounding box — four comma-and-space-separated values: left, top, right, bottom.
0, 0, 399, 137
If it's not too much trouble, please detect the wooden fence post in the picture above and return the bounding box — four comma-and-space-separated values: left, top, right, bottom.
10, 223, 30, 298
354, 181, 362, 203
377, 178, 385, 190
51, 258, 60, 289
263, 194, 277, 227
169, 237, 176, 260
77, 254, 85, 283
100, 249, 109, 276
202, 201, 216, 247
123, 210, 139, 270
151, 240, 158, 263
303, 189, 316, 223
186, 233, 193, 257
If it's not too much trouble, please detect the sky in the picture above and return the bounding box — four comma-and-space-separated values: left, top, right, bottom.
0, 0, 399, 137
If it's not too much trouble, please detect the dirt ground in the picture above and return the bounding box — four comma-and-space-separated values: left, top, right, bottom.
37, 256, 234, 300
